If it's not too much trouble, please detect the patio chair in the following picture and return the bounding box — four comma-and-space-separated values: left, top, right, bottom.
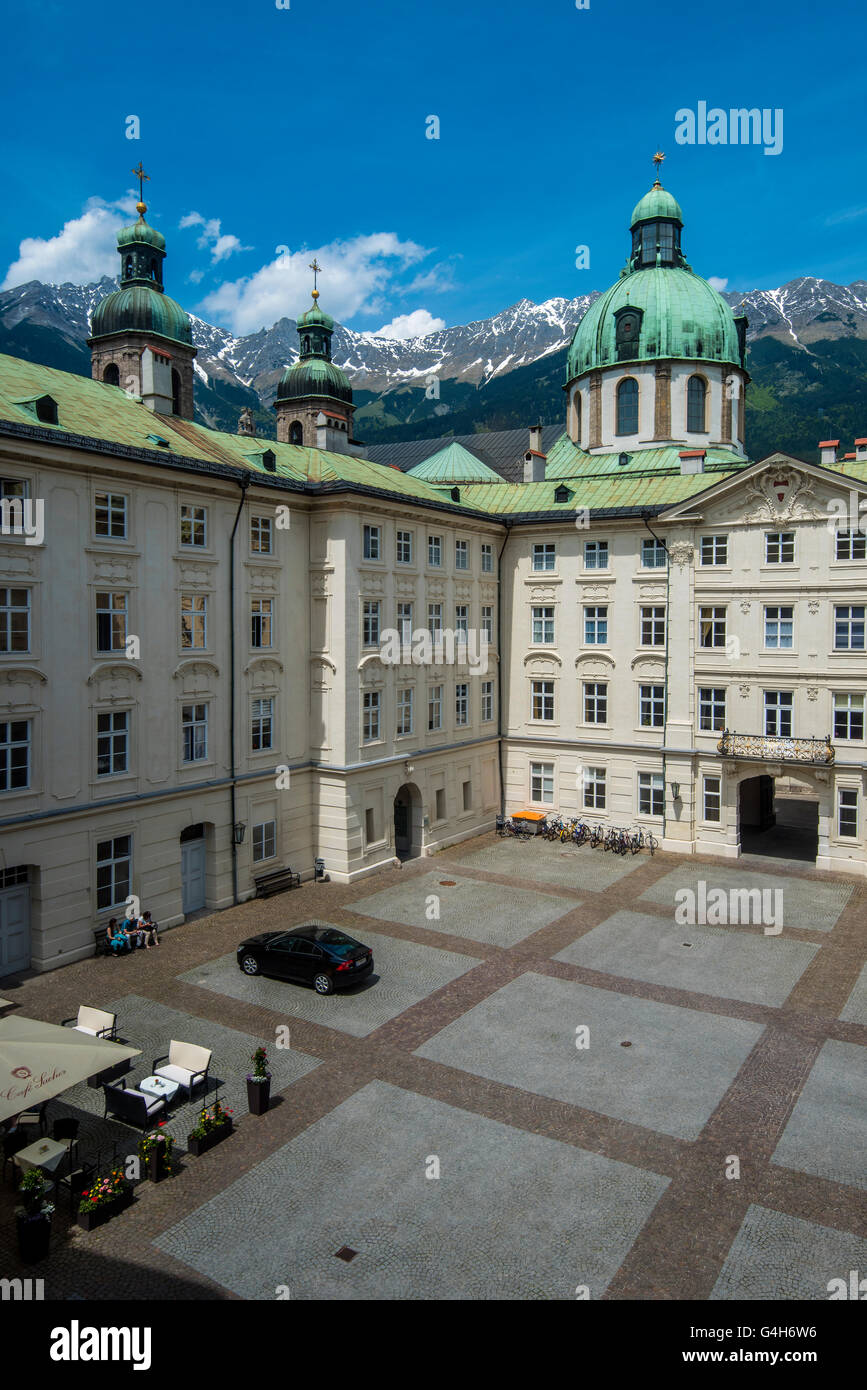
61, 1006, 117, 1040
57, 1160, 95, 1215
151, 1041, 211, 1101
17, 1100, 49, 1138
2, 1129, 30, 1183
102, 1078, 166, 1131
52, 1117, 80, 1171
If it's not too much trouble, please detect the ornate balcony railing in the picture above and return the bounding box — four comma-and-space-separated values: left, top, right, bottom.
716, 730, 835, 765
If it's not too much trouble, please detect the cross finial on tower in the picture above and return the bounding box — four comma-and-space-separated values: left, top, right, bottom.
652, 150, 665, 187
132, 161, 150, 216
309, 257, 322, 300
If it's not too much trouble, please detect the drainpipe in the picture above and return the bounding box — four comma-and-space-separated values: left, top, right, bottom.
496, 522, 512, 815
229, 476, 250, 904
643, 512, 669, 840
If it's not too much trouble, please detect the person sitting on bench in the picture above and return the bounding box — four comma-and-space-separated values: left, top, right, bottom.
137, 910, 160, 948
107, 918, 131, 954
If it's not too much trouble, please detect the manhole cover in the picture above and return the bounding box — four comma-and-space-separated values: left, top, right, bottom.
334, 1246, 358, 1262
439, 880, 456, 886
620, 1041, 632, 1048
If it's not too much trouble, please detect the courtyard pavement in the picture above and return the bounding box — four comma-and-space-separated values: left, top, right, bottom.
0, 832, 864, 1300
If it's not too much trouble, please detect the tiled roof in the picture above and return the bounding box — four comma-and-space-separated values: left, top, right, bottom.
366, 425, 562, 481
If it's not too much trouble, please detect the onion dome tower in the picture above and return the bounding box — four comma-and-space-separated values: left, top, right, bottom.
564, 154, 749, 457
88, 164, 196, 419
274, 259, 356, 449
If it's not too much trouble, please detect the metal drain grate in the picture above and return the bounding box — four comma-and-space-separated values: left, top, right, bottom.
620, 1041, 632, 1047
334, 1246, 358, 1262
439, 880, 456, 886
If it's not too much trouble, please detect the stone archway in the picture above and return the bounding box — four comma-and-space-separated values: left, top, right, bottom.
394, 783, 423, 861
737, 770, 820, 864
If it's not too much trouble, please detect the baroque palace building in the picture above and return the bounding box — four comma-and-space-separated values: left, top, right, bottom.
1, 170, 866, 975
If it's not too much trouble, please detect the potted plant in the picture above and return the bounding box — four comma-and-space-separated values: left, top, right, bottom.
187, 1098, 234, 1157
246, 1045, 271, 1116
78, 1167, 134, 1231
16, 1170, 54, 1263
137, 1125, 174, 1182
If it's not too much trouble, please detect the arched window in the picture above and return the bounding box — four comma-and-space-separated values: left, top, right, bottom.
687, 375, 707, 432
151, 258, 158, 280
572, 388, 582, 441
289, 420, 303, 445
616, 377, 638, 435
103, 363, 120, 387
303, 336, 310, 354
124, 256, 133, 279
171, 368, 182, 415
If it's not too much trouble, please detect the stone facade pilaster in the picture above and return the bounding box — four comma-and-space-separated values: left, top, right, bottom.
587, 371, 602, 449
654, 362, 672, 439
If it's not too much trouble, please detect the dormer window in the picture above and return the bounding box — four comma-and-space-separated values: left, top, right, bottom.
614, 306, 643, 362
262, 450, 276, 473
15, 394, 58, 425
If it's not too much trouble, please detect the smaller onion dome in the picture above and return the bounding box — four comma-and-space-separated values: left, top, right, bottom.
630, 184, 684, 228
276, 356, 353, 404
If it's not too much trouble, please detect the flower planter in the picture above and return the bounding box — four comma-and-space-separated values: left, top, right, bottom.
246, 1075, 271, 1115
78, 1190, 134, 1232
17, 1210, 51, 1263
144, 1150, 171, 1183
187, 1118, 234, 1157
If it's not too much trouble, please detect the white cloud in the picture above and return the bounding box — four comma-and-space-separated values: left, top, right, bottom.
179, 211, 250, 265
708, 276, 728, 291
1, 194, 137, 290
372, 309, 446, 341
199, 233, 431, 335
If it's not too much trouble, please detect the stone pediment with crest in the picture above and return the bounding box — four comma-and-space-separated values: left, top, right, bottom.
659, 453, 865, 529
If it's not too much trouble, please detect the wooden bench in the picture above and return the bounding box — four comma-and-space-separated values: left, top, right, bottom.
254, 866, 301, 898
93, 927, 111, 957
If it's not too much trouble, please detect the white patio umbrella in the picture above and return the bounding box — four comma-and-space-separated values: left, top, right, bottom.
0, 1016, 141, 1123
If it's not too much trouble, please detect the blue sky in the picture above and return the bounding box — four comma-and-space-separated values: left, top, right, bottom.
1, 0, 865, 339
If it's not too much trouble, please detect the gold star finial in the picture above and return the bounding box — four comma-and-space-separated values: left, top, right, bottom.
132, 161, 150, 217
309, 257, 322, 300
652, 150, 665, 187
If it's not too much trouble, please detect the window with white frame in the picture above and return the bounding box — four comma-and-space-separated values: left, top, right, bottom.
835, 605, 866, 650
362, 600, 381, 647
251, 597, 273, 648
639, 684, 665, 728
641, 536, 666, 568
180, 504, 207, 547
455, 683, 469, 726
396, 529, 413, 564
364, 808, 376, 844
766, 531, 795, 564
532, 606, 554, 644
699, 606, 726, 648
96, 591, 127, 652
700, 534, 728, 565
531, 680, 554, 721
703, 776, 721, 822
584, 605, 608, 645
455, 604, 469, 637
583, 681, 607, 724
94, 492, 127, 539
250, 515, 273, 554
638, 772, 664, 816
532, 542, 556, 572
181, 593, 207, 649
481, 605, 493, 642
96, 834, 131, 910
428, 534, 442, 567
252, 820, 276, 862
455, 538, 469, 570
584, 539, 609, 569
0, 587, 30, 653
397, 602, 413, 644
764, 605, 794, 649
640, 606, 665, 646
428, 684, 442, 731
481, 680, 494, 722
0, 719, 30, 791
833, 693, 864, 740
251, 697, 274, 751
584, 766, 606, 810
182, 703, 208, 762
530, 761, 554, 804
362, 690, 381, 742
699, 687, 726, 732
362, 524, 380, 560
97, 710, 128, 776
838, 788, 858, 838
397, 687, 413, 736
764, 690, 793, 737
481, 542, 493, 573
428, 603, 442, 639
835, 530, 866, 561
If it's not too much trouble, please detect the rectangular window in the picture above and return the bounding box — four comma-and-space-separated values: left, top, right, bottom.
250, 515, 273, 554
182, 704, 208, 762
428, 534, 442, 567
455, 605, 469, 637
362, 600, 381, 647
531, 680, 555, 721
251, 597, 273, 649
835, 606, 866, 651
362, 691, 380, 742
584, 605, 608, 645
764, 690, 793, 737
699, 606, 726, 648
481, 606, 493, 642
0, 719, 30, 791
455, 682, 469, 726
0, 476, 28, 501
638, 772, 664, 817
96, 834, 131, 911
181, 593, 207, 649
455, 539, 469, 570
833, 693, 864, 741
584, 766, 606, 810
180, 504, 207, 547
397, 602, 413, 644
94, 492, 127, 539
764, 605, 794, 649
435, 787, 446, 820
639, 684, 665, 728
532, 606, 555, 644
428, 685, 442, 731
640, 606, 665, 646
704, 776, 721, 823
97, 710, 128, 777
698, 687, 726, 733
838, 788, 858, 838
0, 588, 30, 653
836, 530, 867, 561
252, 697, 274, 751
700, 534, 728, 566
481, 542, 493, 573
428, 603, 443, 640
584, 540, 609, 569
530, 761, 554, 804
641, 537, 666, 568
397, 687, 414, 736
766, 531, 795, 564
396, 529, 413, 564
481, 680, 494, 722
365, 808, 376, 845
462, 780, 472, 812
532, 543, 556, 572
96, 591, 127, 652
363, 524, 380, 560
584, 681, 608, 724
252, 820, 276, 863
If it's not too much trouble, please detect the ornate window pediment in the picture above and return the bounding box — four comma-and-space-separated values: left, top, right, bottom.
575, 651, 616, 671
173, 659, 219, 697
0, 666, 46, 711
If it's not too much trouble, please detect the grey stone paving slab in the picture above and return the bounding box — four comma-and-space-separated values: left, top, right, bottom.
710, 1205, 867, 1300
555, 910, 817, 1007
415, 973, 765, 1141
154, 1080, 669, 1299
840, 961, 867, 1025
457, 838, 645, 893
348, 870, 575, 946
179, 930, 482, 1038
49, 995, 319, 1158
771, 1040, 867, 1191
640, 865, 851, 933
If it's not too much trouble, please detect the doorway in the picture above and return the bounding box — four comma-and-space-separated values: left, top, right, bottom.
0, 866, 30, 977
180, 824, 206, 913
393, 784, 423, 861
739, 775, 819, 863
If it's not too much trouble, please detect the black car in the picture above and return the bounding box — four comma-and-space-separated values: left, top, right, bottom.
236, 925, 374, 995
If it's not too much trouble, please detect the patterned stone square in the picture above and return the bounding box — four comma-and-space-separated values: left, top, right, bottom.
640, 865, 851, 933
415, 973, 765, 1140
555, 909, 818, 1007
710, 1205, 867, 1300
840, 962, 867, 1025
458, 838, 646, 893
154, 1081, 669, 1299
179, 930, 482, 1037
348, 870, 574, 946
771, 1040, 867, 1190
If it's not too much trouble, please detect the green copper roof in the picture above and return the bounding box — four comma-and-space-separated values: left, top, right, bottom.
630, 184, 683, 227
408, 441, 502, 483
276, 355, 352, 404
117, 216, 166, 252
90, 285, 193, 347
298, 299, 334, 332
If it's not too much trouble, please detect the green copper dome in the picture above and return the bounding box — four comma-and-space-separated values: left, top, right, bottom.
276, 355, 353, 404
91, 285, 193, 346
117, 218, 167, 252
630, 185, 683, 227
298, 299, 334, 331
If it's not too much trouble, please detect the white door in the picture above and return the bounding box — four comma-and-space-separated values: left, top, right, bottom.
0, 883, 31, 976
181, 839, 206, 914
